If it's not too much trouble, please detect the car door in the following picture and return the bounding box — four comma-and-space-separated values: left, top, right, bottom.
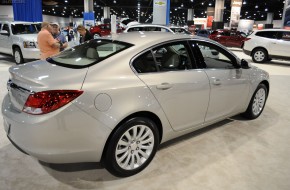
216, 31, 229, 46
269, 31, 290, 57
0, 24, 12, 54
191, 40, 250, 122
226, 32, 245, 47
131, 41, 210, 131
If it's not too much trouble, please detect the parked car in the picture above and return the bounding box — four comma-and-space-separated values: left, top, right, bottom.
196, 29, 211, 38
2, 32, 269, 177
209, 29, 249, 48
124, 24, 191, 34
89, 24, 123, 39
243, 29, 290, 63
0, 21, 41, 64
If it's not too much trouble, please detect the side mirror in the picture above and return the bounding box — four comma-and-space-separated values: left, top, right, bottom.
0, 30, 9, 36
241, 59, 250, 69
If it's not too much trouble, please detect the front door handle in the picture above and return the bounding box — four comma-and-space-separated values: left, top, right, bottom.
156, 83, 173, 90
213, 79, 221, 85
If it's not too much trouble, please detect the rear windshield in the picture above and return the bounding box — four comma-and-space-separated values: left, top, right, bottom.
11, 23, 40, 34
47, 39, 133, 68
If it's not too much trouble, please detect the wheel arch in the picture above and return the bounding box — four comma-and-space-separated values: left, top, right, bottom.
12, 44, 21, 54
251, 46, 268, 56
100, 111, 163, 163
260, 80, 270, 96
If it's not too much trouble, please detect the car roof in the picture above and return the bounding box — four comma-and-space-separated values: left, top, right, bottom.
0, 21, 41, 24
127, 24, 171, 28
109, 32, 209, 47
254, 29, 290, 32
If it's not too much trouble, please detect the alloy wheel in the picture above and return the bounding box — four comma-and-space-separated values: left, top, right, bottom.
115, 124, 154, 170
252, 88, 266, 116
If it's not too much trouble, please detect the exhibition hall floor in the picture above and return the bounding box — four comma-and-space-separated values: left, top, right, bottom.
0, 49, 290, 190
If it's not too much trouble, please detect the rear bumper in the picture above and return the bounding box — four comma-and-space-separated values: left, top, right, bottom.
2, 94, 112, 163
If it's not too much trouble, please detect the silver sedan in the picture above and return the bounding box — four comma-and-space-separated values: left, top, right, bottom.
2, 32, 269, 177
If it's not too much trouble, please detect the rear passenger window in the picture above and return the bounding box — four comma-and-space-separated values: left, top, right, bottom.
132, 51, 157, 73
281, 32, 290, 41
255, 31, 278, 39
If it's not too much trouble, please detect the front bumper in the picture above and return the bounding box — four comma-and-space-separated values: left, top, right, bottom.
21, 48, 40, 60
2, 94, 112, 163
243, 49, 251, 56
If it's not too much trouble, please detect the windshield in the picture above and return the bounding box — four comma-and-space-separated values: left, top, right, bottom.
47, 39, 133, 68
11, 23, 40, 34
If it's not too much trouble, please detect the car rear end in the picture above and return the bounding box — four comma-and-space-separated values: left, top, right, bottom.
1, 60, 112, 163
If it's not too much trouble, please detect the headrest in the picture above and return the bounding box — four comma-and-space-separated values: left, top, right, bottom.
86, 48, 99, 59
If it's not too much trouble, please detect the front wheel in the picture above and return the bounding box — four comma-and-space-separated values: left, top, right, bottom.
13, 47, 24, 64
252, 48, 268, 63
243, 83, 268, 119
104, 117, 159, 177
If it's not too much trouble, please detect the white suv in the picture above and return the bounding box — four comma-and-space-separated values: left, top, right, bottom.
0, 21, 41, 64
243, 29, 290, 63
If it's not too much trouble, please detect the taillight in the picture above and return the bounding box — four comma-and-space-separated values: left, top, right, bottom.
23, 90, 83, 115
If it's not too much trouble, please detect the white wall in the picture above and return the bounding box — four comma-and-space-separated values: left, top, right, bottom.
0, 5, 13, 21
254, 20, 283, 29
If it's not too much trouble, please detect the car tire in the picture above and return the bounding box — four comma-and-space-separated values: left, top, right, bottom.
243, 83, 268, 119
93, 33, 101, 39
104, 117, 159, 177
13, 47, 24, 65
252, 48, 268, 63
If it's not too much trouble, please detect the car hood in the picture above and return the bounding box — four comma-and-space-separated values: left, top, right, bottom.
14, 33, 38, 41
8, 59, 88, 92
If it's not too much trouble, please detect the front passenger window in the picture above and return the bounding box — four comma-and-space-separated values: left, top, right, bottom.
195, 42, 236, 69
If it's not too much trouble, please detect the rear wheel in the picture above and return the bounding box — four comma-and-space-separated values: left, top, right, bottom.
104, 117, 159, 177
252, 48, 268, 63
243, 83, 268, 119
13, 47, 24, 64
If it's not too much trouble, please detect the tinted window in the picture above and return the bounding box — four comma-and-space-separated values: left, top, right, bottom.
2, 24, 9, 33
132, 51, 157, 73
280, 32, 290, 41
48, 39, 133, 68
195, 41, 237, 69
221, 31, 230, 36
255, 31, 278, 39
11, 24, 40, 34
128, 27, 142, 32
132, 42, 194, 73
0, 23, 2, 30
153, 42, 193, 71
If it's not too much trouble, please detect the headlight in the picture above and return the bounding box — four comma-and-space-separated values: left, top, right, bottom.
23, 41, 36, 48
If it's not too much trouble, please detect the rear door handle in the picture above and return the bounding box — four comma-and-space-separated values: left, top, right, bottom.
213, 79, 221, 85
156, 83, 173, 90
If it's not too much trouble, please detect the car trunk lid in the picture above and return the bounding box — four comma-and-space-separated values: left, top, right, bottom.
7, 60, 88, 111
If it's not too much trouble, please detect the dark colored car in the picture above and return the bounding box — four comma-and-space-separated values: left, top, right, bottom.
209, 30, 249, 48
196, 29, 211, 38
89, 24, 123, 38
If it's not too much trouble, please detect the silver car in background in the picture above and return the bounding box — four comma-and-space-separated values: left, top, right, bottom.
0, 21, 41, 64
2, 32, 269, 177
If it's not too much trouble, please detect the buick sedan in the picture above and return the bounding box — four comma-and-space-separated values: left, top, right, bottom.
2, 32, 269, 177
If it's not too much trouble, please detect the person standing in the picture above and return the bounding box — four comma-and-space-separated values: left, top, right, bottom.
37, 22, 61, 60
51, 22, 68, 52
77, 25, 93, 44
